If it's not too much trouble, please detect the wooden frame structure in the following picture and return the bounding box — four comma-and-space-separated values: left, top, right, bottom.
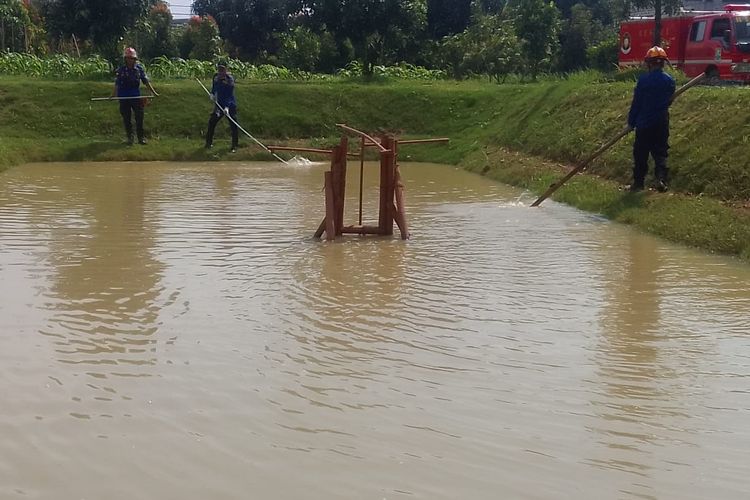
268, 124, 449, 241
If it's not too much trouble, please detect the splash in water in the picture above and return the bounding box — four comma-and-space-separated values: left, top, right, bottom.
285, 156, 321, 167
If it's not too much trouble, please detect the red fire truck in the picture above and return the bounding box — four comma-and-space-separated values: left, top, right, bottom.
619, 4, 750, 81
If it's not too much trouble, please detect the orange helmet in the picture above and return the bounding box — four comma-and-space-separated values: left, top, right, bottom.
123, 47, 138, 59
644, 46, 668, 61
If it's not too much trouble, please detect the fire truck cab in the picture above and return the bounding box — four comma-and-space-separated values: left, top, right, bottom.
619, 4, 750, 81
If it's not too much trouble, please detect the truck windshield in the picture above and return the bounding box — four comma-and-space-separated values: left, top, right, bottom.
734, 16, 750, 41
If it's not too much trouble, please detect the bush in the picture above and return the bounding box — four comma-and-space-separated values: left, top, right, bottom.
587, 36, 619, 73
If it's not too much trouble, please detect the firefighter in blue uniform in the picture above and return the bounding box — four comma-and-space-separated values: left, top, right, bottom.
627, 46, 675, 192
205, 62, 239, 152
112, 47, 159, 145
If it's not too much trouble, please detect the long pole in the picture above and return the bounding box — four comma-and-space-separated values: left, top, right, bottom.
196, 78, 287, 164
530, 126, 631, 207
91, 95, 156, 101
530, 72, 706, 207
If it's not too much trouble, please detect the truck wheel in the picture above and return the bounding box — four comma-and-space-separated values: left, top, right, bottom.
705, 67, 721, 85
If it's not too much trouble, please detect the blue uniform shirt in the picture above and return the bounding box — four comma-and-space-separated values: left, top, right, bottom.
628, 69, 676, 129
115, 64, 149, 98
211, 73, 236, 108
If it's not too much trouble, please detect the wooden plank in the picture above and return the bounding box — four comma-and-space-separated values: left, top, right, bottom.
314, 218, 326, 239
341, 225, 384, 235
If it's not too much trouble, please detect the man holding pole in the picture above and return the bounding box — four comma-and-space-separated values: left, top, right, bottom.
112, 47, 159, 145
627, 46, 675, 192
205, 62, 239, 152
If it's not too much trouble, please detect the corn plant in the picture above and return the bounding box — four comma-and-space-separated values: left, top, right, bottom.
2, 51, 447, 81
0, 52, 112, 78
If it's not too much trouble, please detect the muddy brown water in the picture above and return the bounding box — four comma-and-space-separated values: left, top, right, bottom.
1, 161, 749, 499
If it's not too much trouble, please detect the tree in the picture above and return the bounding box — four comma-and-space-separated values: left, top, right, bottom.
439, 14, 522, 81
508, 0, 561, 79
278, 25, 320, 71
427, 0, 471, 39
317, 30, 354, 73
0, 0, 32, 51
39, 0, 152, 51
554, 0, 614, 25
298, 0, 429, 75
193, 0, 293, 60
475, 0, 504, 15
148, 2, 177, 58
124, 2, 177, 60
556, 3, 602, 72
587, 32, 618, 71
179, 15, 223, 60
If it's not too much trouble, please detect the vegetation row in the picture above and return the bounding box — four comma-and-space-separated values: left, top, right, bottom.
2, 0, 621, 81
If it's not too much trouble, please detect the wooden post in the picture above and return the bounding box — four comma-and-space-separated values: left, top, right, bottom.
358, 137, 365, 226
72, 34, 81, 58
392, 138, 409, 239
378, 135, 395, 236
324, 171, 336, 241
335, 136, 348, 235
393, 168, 409, 239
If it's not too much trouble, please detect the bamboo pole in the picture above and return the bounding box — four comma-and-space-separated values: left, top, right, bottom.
266, 146, 359, 157
530, 125, 631, 207
268, 146, 332, 155
336, 124, 388, 152
397, 138, 450, 145
72, 34, 80, 58
91, 96, 156, 101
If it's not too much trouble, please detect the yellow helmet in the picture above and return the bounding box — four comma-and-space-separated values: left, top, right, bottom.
644, 46, 668, 61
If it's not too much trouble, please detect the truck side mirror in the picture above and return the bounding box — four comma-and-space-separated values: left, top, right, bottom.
723, 29, 731, 45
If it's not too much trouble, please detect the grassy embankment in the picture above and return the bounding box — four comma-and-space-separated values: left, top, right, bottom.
0, 75, 748, 260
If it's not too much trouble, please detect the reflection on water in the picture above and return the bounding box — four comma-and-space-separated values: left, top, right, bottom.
590, 235, 671, 498
39, 167, 164, 378
0, 161, 749, 499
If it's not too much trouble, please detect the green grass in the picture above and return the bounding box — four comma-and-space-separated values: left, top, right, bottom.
1, 75, 749, 261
